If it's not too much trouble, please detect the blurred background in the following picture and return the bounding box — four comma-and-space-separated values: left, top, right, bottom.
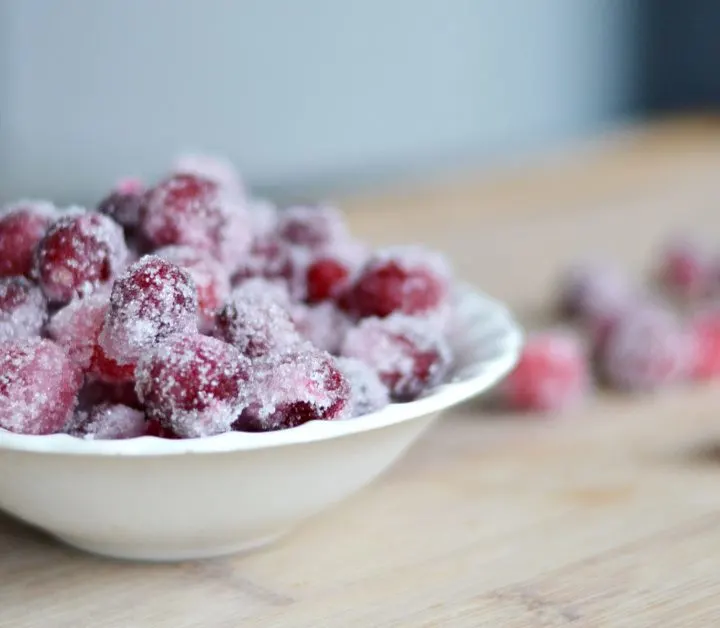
0, 0, 717, 205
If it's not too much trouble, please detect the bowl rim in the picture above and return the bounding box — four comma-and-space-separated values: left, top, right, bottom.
0, 286, 522, 457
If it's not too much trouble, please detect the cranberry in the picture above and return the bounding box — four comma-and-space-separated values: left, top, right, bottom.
347, 246, 451, 318
231, 235, 303, 292
0, 201, 57, 277
136, 333, 251, 438
688, 309, 720, 381
234, 344, 350, 431
277, 205, 349, 250
66, 403, 148, 440
0, 338, 80, 435
34, 211, 128, 304
336, 356, 390, 417
291, 301, 352, 354
497, 329, 590, 413
97, 256, 198, 371
154, 245, 231, 331
306, 257, 351, 303
340, 314, 451, 401
172, 153, 245, 198
97, 178, 145, 230
656, 236, 712, 300
557, 261, 634, 321
0, 276, 47, 341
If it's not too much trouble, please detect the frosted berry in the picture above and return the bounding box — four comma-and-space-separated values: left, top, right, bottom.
291, 301, 352, 354
336, 356, 390, 417
341, 314, 451, 401
557, 261, 634, 321
277, 205, 349, 250
497, 329, 590, 413
97, 178, 145, 230
0, 201, 57, 277
0, 276, 47, 341
0, 338, 80, 435
34, 211, 128, 304
97, 256, 198, 370
656, 236, 712, 300
347, 246, 451, 318
172, 153, 245, 198
306, 257, 351, 303
66, 403, 148, 440
136, 333, 251, 438
234, 344, 350, 431
154, 245, 231, 331
599, 305, 693, 391
215, 285, 301, 358
688, 309, 720, 381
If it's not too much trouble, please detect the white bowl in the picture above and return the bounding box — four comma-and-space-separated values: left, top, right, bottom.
0, 286, 521, 562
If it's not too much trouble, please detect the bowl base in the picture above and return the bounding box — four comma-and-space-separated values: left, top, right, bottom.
53, 530, 289, 562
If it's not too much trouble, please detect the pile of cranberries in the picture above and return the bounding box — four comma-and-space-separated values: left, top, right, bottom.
0, 157, 454, 439
497, 236, 720, 414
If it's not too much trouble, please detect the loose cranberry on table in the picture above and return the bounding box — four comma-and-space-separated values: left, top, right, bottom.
0, 338, 81, 435
0, 276, 47, 341
233, 344, 350, 432
557, 260, 635, 321
345, 246, 451, 318
0, 201, 57, 278
97, 256, 199, 373
136, 333, 252, 438
33, 211, 128, 304
496, 329, 590, 413
336, 356, 390, 417
655, 236, 713, 301
688, 308, 720, 381
341, 314, 451, 401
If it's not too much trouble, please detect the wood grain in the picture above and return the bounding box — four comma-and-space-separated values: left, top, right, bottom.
4, 117, 720, 627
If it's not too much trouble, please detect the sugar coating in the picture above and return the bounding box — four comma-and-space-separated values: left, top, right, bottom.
335, 357, 390, 417
67, 403, 147, 440
277, 204, 350, 250
340, 313, 452, 401
0, 276, 47, 341
291, 301, 352, 354
154, 245, 231, 331
248, 198, 279, 238
47, 290, 110, 371
98, 256, 199, 367
172, 153, 245, 198
234, 343, 350, 431
497, 328, 590, 413
600, 304, 693, 391
0, 338, 80, 435
136, 333, 252, 438
34, 212, 128, 304
230, 276, 292, 305
0, 200, 59, 277
216, 287, 302, 358
558, 261, 634, 321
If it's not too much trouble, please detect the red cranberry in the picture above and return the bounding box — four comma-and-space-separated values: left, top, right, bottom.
306, 257, 351, 303
277, 205, 348, 250
97, 256, 199, 371
172, 153, 245, 198
656, 236, 712, 300
347, 246, 451, 318
0, 338, 81, 435
66, 403, 148, 440
97, 178, 145, 230
0, 276, 47, 341
234, 344, 350, 431
336, 356, 390, 417
0, 201, 57, 278
136, 333, 251, 438
688, 308, 720, 381
34, 211, 128, 304
340, 314, 451, 401
290, 301, 352, 354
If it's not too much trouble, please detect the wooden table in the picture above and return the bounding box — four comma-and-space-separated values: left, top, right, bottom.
5, 117, 720, 627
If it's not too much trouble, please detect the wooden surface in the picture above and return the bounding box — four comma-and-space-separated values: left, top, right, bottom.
5, 117, 720, 627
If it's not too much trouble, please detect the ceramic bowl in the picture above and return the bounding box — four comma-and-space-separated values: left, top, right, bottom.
0, 286, 522, 562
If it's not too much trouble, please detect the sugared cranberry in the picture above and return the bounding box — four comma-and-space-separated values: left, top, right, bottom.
0, 201, 57, 278
557, 261, 635, 321
97, 256, 198, 371
139, 173, 250, 269
306, 257, 351, 303
656, 236, 712, 301
0, 338, 80, 435
154, 246, 230, 331
0, 276, 47, 341
34, 211, 128, 304
172, 153, 245, 198
336, 356, 390, 417
340, 314, 451, 401
497, 329, 590, 413
135, 333, 251, 438
66, 403, 148, 440
97, 178, 145, 231
231, 235, 304, 293
233, 344, 350, 431
46, 290, 109, 371
346, 246, 451, 318
277, 205, 348, 250
215, 285, 301, 358
599, 304, 693, 392
291, 301, 351, 354
688, 308, 720, 381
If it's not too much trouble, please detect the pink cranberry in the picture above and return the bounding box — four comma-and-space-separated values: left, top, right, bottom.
0, 276, 47, 341
233, 344, 350, 431
688, 308, 720, 381
277, 205, 349, 250
97, 256, 198, 371
656, 236, 712, 300
346, 246, 451, 318
340, 314, 451, 401
0, 201, 57, 278
66, 403, 148, 440
336, 356, 390, 417
0, 338, 81, 435
154, 245, 231, 331
136, 333, 251, 438
557, 261, 634, 321
34, 211, 128, 304
497, 329, 590, 413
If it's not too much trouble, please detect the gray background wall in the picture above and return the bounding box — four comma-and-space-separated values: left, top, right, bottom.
0, 0, 639, 204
